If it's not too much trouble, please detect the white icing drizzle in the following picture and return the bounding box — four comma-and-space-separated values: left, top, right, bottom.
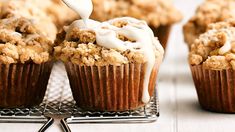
64, 19, 100, 40
62, 0, 163, 103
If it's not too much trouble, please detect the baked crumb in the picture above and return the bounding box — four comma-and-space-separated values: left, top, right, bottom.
203, 56, 231, 70
189, 19, 235, 70
0, 17, 53, 64
0, 0, 57, 40
183, 0, 235, 46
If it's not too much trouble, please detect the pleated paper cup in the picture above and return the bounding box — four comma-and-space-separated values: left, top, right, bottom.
0, 61, 53, 108
190, 65, 235, 113
65, 62, 159, 111
150, 25, 172, 50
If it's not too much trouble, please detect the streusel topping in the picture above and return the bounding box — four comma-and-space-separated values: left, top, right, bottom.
91, 0, 182, 28
0, 0, 57, 40
0, 17, 53, 64
189, 19, 235, 70
183, 0, 235, 46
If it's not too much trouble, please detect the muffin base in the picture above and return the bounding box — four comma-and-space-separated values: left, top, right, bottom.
65, 63, 159, 112
151, 25, 172, 49
190, 65, 235, 113
0, 62, 53, 108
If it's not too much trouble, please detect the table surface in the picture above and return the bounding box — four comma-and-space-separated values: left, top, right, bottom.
1, 0, 235, 132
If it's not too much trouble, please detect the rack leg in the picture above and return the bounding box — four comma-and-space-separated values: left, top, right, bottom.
38, 117, 54, 132
60, 118, 71, 132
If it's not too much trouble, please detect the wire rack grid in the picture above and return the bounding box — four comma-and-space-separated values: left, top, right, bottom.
0, 62, 159, 132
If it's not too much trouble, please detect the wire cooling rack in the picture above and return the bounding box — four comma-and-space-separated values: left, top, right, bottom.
0, 62, 159, 132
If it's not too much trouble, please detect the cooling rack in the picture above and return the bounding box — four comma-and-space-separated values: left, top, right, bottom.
0, 62, 159, 132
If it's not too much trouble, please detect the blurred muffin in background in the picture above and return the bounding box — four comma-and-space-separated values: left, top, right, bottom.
0, 0, 57, 40
0, 14, 54, 108
183, 0, 235, 48
31, 0, 78, 29
91, 0, 182, 49
189, 19, 235, 113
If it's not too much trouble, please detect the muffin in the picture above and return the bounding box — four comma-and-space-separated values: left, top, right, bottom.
189, 19, 235, 113
183, 0, 235, 47
54, 17, 164, 111
30, 0, 78, 29
0, 14, 54, 108
0, 0, 58, 40
91, 0, 182, 49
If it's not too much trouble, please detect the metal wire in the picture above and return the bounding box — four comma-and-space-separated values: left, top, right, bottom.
0, 62, 159, 132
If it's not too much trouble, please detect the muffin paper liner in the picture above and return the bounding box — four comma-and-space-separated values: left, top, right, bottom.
151, 25, 172, 50
0, 62, 53, 108
190, 65, 235, 113
65, 63, 159, 111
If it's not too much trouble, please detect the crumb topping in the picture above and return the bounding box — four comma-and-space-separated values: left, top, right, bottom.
91, 0, 182, 28
0, 17, 53, 64
189, 19, 235, 70
183, 0, 235, 46
0, 0, 57, 40
54, 20, 164, 66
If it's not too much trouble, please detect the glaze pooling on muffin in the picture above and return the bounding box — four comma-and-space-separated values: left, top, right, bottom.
59, 0, 164, 103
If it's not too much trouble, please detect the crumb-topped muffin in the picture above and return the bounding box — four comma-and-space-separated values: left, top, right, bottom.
0, 0, 57, 40
189, 19, 235, 113
184, 0, 235, 47
54, 17, 164, 111
0, 15, 54, 108
91, 0, 182, 49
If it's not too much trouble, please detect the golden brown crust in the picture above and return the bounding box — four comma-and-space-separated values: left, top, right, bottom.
91, 0, 182, 28
189, 19, 235, 70
183, 0, 235, 46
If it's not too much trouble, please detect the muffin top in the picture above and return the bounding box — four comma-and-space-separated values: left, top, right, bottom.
183, 0, 235, 46
91, 0, 182, 28
0, 0, 57, 40
0, 16, 54, 64
189, 19, 235, 70
54, 17, 164, 66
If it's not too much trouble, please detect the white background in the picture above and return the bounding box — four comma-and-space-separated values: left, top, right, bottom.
1, 0, 235, 131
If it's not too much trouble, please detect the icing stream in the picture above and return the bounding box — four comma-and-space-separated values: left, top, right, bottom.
62, 0, 93, 25
62, 0, 162, 103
